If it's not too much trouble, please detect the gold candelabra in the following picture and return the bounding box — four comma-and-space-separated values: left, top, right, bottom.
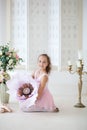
68, 59, 87, 108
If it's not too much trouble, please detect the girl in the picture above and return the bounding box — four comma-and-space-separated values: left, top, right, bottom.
5, 54, 59, 112
20, 54, 59, 112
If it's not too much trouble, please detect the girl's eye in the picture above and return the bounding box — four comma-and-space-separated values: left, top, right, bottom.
39, 60, 41, 63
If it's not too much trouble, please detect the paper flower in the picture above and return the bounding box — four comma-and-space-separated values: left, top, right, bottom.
6, 71, 39, 107
17, 83, 34, 100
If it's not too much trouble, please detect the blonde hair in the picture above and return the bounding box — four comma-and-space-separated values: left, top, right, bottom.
38, 54, 51, 74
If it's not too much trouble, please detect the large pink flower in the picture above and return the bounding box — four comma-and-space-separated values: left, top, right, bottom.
7, 71, 39, 107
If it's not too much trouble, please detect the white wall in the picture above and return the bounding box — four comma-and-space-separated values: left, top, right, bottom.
83, 0, 87, 70
82, 0, 87, 93
0, 0, 7, 43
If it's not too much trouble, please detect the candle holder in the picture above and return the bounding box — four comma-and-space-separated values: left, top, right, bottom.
68, 59, 87, 108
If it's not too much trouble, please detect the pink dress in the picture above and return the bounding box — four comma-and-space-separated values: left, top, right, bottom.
20, 72, 57, 112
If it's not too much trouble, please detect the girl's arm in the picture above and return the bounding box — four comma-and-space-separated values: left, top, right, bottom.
37, 75, 48, 99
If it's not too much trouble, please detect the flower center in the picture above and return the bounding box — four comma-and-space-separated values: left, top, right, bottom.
23, 88, 30, 95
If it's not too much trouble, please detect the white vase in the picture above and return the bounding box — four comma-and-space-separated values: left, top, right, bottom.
0, 83, 9, 104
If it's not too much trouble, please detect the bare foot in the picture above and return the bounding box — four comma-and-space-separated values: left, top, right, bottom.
54, 107, 59, 112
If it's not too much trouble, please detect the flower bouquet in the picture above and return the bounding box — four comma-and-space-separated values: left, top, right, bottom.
0, 43, 23, 104
0, 43, 23, 72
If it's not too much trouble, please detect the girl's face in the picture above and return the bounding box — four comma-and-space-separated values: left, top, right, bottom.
38, 56, 48, 71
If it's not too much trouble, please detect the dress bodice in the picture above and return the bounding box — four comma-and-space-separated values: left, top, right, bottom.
34, 71, 48, 89
34, 70, 48, 81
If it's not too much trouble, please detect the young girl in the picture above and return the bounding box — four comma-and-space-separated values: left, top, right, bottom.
4, 54, 59, 112
20, 54, 59, 112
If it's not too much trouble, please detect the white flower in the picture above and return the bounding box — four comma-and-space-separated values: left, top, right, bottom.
0, 71, 10, 84
9, 48, 14, 52
0, 74, 4, 83
0, 51, 2, 55
8, 59, 13, 65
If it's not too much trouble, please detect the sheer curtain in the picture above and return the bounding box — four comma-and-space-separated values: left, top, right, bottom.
10, 0, 27, 69
0, 0, 83, 71
10, 0, 60, 71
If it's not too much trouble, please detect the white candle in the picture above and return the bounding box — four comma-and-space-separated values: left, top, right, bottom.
78, 50, 82, 60
76, 61, 81, 67
68, 60, 72, 66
